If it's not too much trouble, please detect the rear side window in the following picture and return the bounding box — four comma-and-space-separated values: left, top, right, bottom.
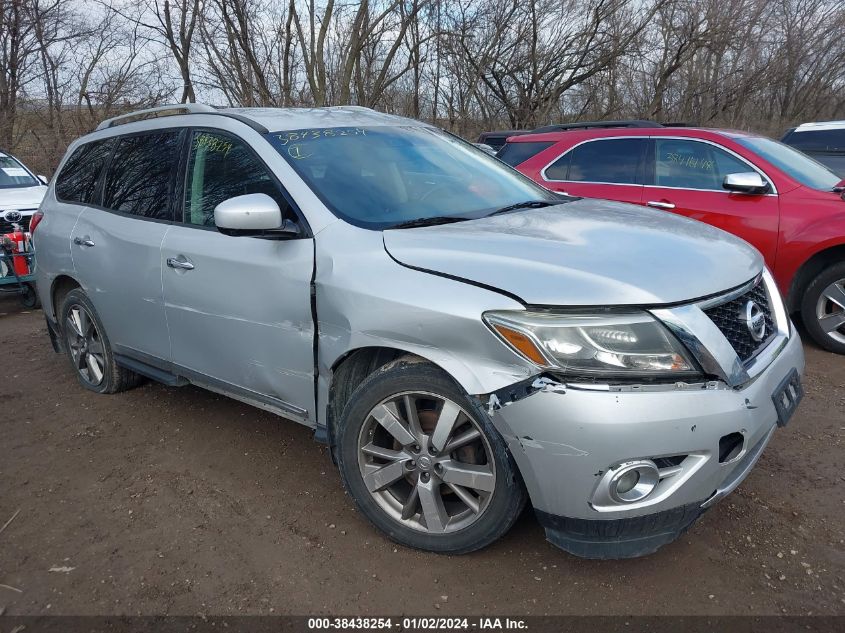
55, 140, 112, 204
497, 141, 553, 167
102, 130, 183, 220
784, 129, 845, 152
546, 138, 645, 184
183, 130, 290, 227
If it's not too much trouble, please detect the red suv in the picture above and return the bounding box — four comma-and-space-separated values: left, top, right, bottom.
501, 125, 845, 353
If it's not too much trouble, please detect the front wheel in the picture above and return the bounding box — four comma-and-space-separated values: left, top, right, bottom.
801, 262, 845, 354
335, 357, 526, 554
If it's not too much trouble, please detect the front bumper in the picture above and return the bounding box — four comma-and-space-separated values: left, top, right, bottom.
489, 323, 804, 557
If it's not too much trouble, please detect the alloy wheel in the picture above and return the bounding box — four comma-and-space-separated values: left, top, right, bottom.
815, 278, 845, 345
65, 304, 106, 386
357, 391, 496, 533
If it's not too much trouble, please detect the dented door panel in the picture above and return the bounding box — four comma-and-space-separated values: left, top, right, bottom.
162, 225, 315, 418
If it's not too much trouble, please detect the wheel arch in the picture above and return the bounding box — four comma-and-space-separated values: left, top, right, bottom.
325, 347, 429, 454
50, 274, 82, 322
787, 244, 845, 313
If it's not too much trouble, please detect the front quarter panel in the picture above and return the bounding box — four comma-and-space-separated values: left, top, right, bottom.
314, 222, 538, 427
775, 187, 845, 298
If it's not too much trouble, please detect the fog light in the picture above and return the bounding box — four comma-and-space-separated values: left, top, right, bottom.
615, 469, 640, 494
609, 461, 660, 503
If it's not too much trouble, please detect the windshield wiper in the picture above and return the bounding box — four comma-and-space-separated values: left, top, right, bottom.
487, 200, 556, 216
389, 216, 471, 229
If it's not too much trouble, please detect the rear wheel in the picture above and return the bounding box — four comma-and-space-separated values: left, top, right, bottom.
335, 357, 526, 554
59, 288, 142, 393
801, 262, 845, 354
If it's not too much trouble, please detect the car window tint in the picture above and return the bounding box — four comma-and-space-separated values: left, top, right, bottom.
183, 131, 289, 227
654, 139, 752, 191
737, 136, 839, 190
785, 129, 845, 152
544, 151, 571, 180
55, 141, 111, 203
497, 141, 553, 167
102, 131, 182, 219
563, 138, 644, 184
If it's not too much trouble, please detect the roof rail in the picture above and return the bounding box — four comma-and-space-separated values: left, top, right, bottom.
96, 103, 217, 131
532, 120, 663, 133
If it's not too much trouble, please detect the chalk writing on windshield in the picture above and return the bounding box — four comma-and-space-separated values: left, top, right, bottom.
287, 144, 313, 160
274, 128, 367, 146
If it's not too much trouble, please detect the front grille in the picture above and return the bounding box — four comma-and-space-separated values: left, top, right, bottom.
0, 212, 33, 233
703, 281, 775, 362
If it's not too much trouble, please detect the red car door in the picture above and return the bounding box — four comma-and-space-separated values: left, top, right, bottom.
643, 137, 781, 266
539, 137, 647, 204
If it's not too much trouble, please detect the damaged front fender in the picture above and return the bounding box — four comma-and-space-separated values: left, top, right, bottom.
312, 222, 542, 429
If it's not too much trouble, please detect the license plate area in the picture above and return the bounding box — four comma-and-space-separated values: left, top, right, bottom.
772, 369, 803, 427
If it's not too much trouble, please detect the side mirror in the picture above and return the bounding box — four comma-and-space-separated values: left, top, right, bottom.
37, 175, 48, 185
213, 193, 299, 238
723, 172, 769, 194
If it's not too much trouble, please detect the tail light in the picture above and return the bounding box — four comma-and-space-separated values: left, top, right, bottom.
29, 210, 44, 234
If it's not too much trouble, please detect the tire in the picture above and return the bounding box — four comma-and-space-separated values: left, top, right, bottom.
58, 288, 142, 393
335, 357, 527, 554
800, 262, 845, 354
20, 282, 40, 309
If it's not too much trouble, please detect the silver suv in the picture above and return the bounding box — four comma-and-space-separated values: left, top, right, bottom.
34, 104, 805, 559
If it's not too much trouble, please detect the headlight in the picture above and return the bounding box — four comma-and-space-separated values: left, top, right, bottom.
483, 310, 699, 378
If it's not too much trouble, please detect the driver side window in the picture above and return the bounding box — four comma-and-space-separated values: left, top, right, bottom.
183, 130, 291, 227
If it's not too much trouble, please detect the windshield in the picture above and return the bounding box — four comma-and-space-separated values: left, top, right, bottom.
0, 154, 38, 189
266, 126, 557, 229
736, 136, 841, 190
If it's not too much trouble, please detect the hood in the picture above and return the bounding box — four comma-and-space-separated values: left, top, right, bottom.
0, 185, 47, 211
383, 199, 763, 306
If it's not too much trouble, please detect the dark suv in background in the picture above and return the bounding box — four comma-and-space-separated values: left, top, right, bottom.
478, 120, 661, 153
782, 121, 845, 177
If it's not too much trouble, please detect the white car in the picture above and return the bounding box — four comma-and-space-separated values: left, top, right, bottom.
0, 151, 48, 235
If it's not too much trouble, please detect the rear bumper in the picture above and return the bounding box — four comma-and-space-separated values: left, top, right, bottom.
489, 325, 804, 557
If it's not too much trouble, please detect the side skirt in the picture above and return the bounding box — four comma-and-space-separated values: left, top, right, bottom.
113, 346, 311, 427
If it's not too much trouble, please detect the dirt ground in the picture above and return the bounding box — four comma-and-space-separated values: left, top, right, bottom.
0, 295, 843, 617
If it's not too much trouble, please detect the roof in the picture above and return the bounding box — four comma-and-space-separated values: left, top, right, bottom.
94, 103, 425, 134
794, 120, 845, 132
505, 126, 762, 143
222, 106, 423, 132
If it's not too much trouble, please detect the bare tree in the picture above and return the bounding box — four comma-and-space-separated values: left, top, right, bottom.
5, 0, 845, 170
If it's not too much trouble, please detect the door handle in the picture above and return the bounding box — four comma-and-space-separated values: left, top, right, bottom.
647, 201, 676, 210
167, 256, 195, 271
73, 236, 95, 247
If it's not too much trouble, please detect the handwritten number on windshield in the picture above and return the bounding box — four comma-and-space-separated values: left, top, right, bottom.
275, 128, 367, 146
